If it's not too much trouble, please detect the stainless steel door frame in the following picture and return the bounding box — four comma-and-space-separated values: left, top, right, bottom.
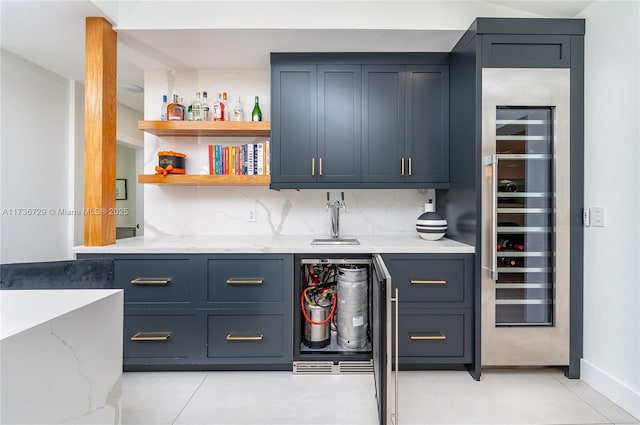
372, 253, 395, 425
481, 68, 571, 366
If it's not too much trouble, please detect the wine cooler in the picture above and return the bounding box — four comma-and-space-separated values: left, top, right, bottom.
481, 68, 571, 366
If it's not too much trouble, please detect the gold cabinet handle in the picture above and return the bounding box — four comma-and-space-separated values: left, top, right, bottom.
319, 157, 323, 176
311, 158, 315, 176
131, 278, 172, 286
410, 333, 446, 341
131, 331, 171, 341
410, 279, 447, 285
226, 278, 264, 285
401, 158, 405, 176
226, 334, 264, 341
408, 157, 412, 176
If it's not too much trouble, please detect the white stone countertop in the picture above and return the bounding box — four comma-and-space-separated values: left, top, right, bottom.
73, 234, 474, 254
0, 289, 123, 340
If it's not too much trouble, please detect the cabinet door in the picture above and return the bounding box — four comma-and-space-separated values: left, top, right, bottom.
362, 65, 405, 183
405, 65, 449, 183
271, 65, 317, 184
318, 65, 362, 183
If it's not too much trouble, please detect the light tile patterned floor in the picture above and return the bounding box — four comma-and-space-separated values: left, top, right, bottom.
121, 368, 639, 425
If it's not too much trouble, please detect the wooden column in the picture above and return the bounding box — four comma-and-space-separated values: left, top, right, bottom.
84, 17, 117, 246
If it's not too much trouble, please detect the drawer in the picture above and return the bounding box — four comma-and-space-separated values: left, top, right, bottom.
113, 257, 191, 304
385, 255, 472, 305
394, 310, 471, 360
207, 314, 285, 358
206, 257, 289, 303
124, 314, 199, 360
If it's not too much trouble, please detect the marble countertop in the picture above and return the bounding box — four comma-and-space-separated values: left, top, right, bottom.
73, 234, 474, 254
0, 289, 123, 340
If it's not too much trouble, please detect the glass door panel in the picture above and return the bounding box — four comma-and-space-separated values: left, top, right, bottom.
495, 107, 554, 326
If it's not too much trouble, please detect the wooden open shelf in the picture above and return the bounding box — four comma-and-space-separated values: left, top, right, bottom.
138, 120, 270, 137
138, 174, 270, 186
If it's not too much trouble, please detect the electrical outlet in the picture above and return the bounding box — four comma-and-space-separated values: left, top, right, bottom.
248, 207, 256, 222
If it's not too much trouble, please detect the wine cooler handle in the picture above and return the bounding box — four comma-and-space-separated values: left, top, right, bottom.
490, 156, 498, 281
483, 155, 499, 281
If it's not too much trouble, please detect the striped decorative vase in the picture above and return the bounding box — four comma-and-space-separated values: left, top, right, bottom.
416, 201, 447, 240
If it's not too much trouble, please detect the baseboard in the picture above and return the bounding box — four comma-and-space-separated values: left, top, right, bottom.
581, 358, 640, 420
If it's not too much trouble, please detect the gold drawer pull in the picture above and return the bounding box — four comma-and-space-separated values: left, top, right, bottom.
226, 334, 264, 341
131, 278, 172, 286
226, 278, 264, 285
410, 333, 447, 341
131, 331, 171, 341
410, 279, 446, 285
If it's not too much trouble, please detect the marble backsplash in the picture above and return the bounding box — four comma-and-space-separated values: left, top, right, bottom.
143, 186, 435, 237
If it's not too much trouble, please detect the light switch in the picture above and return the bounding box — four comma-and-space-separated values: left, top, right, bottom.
591, 206, 606, 227
583, 208, 590, 227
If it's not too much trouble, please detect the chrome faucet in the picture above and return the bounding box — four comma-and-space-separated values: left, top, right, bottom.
326, 192, 346, 240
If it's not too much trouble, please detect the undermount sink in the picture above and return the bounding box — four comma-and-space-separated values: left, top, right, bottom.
311, 238, 360, 245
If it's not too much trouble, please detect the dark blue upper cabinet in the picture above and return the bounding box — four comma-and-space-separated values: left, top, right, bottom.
318, 65, 362, 183
405, 66, 450, 184
271, 64, 317, 184
270, 54, 450, 190
362, 65, 405, 183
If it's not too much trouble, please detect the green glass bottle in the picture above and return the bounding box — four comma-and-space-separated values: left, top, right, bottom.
251, 96, 262, 122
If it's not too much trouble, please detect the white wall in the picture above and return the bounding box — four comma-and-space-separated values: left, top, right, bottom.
579, 2, 640, 419
0, 50, 74, 263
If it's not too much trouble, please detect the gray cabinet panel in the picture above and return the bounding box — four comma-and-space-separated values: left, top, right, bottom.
207, 313, 285, 359
206, 257, 288, 304
318, 65, 362, 182
113, 257, 191, 305
362, 65, 405, 183
124, 314, 200, 360
482, 34, 571, 68
271, 65, 317, 183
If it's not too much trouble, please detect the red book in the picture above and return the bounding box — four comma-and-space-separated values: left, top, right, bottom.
208, 144, 213, 175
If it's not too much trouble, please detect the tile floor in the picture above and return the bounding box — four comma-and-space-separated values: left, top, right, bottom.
121, 368, 639, 425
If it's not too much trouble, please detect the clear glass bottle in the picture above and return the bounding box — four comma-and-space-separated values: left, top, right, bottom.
251, 96, 262, 122
167, 95, 184, 120
213, 92, 222, 121
202, 91, 210, 121
160, 95, 168, 120
192, 92, 203, 121
232, 96, 244, 121
221, 91, 228, 121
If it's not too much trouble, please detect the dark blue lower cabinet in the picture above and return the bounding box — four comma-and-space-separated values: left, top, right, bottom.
124, 314, 200, 364
207, 313, 288, 361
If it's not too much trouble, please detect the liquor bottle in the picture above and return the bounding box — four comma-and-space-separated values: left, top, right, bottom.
232, 96, 244, 121
160, 95, 168, 120
167, 95, 184, 120
186, 101, 193, 121
213, 93, 222, 121
221, 91, 228, 121
192, 92, 203, 121
202, 91, 210, 121
251, 96, 262, 122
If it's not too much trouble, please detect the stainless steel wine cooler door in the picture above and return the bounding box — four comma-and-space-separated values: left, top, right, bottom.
481, 68, 571, 366
372, 254, 394, 425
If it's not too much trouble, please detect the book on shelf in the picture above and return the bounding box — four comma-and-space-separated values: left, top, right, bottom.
208, 140, 270, 176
